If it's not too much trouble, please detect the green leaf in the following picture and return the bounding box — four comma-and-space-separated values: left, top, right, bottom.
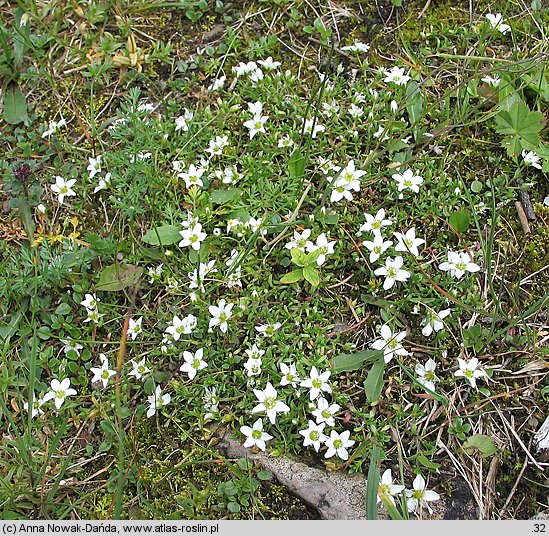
17, 196, 34, 239
302, 265, 320, 287
288, 148, 305, 180
495, 101, 545, 157
405, 80, 423, 135
331, 349, 382, 374
210, 188, 242, 204
471, 180, 483, 193
303, 248, 321, 265
227, 502, 240, 513
256, 470, 272, 481
462, 434, 497, 458
364, 358, 385, 405
449, 210, 470, 234
3, 83, 28, 125
416, 453, 441, 470
366, 443, 381, 520
141, 225, 181, 246
290, 248, 308, 267
54, 303, 72, 316
96, 264, 143, 291
280, 269, 303, 284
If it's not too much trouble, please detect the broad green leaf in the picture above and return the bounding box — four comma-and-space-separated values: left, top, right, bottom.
331, 349, 382, 374
17, 196, 34, 240
288, 148, 305, 180
280, 269, 303, 284
495, 101, 545, 156
290, 248, 308, 267
405, 80, 423, 133
54, 303, 72, 316
96, 264, 143, 291
471, 180, 483, 193
3, 83, 28, 125
416, 453, 441, 470
303, 248, 321, 265
302, 265, 320, 287
449, 210, 470, 233
210, 188, 242, 204
141, 225, 181, 246
364, 358, 385, 405
462, 434, 497, 458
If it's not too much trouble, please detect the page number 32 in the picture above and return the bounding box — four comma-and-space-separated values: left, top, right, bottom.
533, 524, 546, 533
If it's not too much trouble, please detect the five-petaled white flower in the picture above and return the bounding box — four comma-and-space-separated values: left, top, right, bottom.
359, 209, 393, 237
61, 339, 83, 356
392, 169, 424, 193
454, 357, 486, 388
285, 229, 313, 252
405, 474, 440, 514
252, 382, 290, 424
128, 317, 143, 341
342, 41, 370, 53
243, 113, 268, 139
147, 386, 171, 418
522, 149, 542, 170
240, 418, 273, 451
377, 469, 405, 507
51, 175, 77, 204
87, 155, 102, 179
439, 251, 480, 279
415, 358, 439, 392
486, 13, 510, 34
324, 429, 355, 460
179, 348, 208, 380
165, 314, 197, 341
209, 299, 234, 333
255, 322, 282, 337
383, 66, 411, 86
311, 397, 340, 427
90, 355, 116, 388
42, 378, 77, 409
300, 366, 332, 400
257, 57, 281, 70
279, 362, 301, 388
179, 164, 206, 189
421, 308, 451, 337
363, 234, 393, 263
306, 233, 336, 266
371, 324, 409, 363
299, 420, 328, 452
179, 223, 207, 251
80, 293, 99, 311
394, 228, 425, 257
128, 358, 150, 381
24, 393, 45, 418
175, 108, 194, 131
374, 256, 411, 290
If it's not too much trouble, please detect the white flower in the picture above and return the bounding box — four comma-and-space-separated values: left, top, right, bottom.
255, 322, 282, 337
311, 397, 340, 427
393, 228, 425, 257
147, 386, 171, 418
84, 309, 104, 324
405, 474, 440, 514
51, 175, 76, 204
481, 75, 501, 87
439, 251, 481, 279
257, 57, 281, 70
205, 135, 229, 158
129, 152, 152, 163
374, 256, 411, 290
245, 344, 265, 361
244, 357, 262, 377
93, 172, 112, 194
252, 382, 290, 424
279, 362, 300, 388
203, 386, 219, 421
179, 348, 208, 380
241, 418, 273, 451
342, 41, 370, 53
486, 13, 511, 34
175, 109, 194, 131
302, 118, 325, 138
90, 355, 116, 388
321, 100, 340, 117
371, 324, 409, 363
299, 420, 327, 452
300, 366, 331, 400
128, 358, 150, 381
80, 293, 99, 311
61, 339, 83, 356
42, 378, 77, 410
179, 163, 205, 189
243, 114, 268, 139
42, 117, 66, 138
421, 308, 451, 337
24, 394, 45, 418
232, 60, 259, 77
377, 469, 405, 506
306, 233, 336, 266
337, 159, 366, 189
454, 357, 486, 388
207, 76, 226, 92
278, 135, 294, 148
358, 209, 392, 237
178, 222, 207, 251
383, 66, 411, 86
415, 358, 439, 392
285, 228, 313, 252
165, 314, 197, 341
87, 155, 102, 178
362, 234, 393, 263
522, 149, 542, 170
128, 317, 143, 341
348, 104, 364, 118
188, 260, 217, 292
324, 429, 355, 460
392, 169, 424, 193
208, 299, 234, 333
